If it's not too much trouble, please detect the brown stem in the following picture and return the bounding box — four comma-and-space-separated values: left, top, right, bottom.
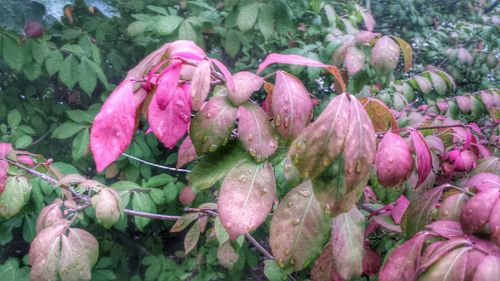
376, 124, 466, 138
123, 209, 181, 220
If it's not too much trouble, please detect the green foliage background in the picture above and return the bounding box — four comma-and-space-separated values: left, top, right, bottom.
0, 0, 498, 280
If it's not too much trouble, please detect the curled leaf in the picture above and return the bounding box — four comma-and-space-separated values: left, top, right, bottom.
177, 137, 198, 168
460, 188, 499, 234
229, 71, 264, 106
359, 97, 398, 133
273, 70, 313, 141
0, 176, 31, 219
190, 60, 212, 111
409, 129, 432, 187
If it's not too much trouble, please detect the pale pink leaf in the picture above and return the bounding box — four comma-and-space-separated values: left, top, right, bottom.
210, 58, 235, 93
426, 220, 464, 239
177, 137, 197, 169
0, 143, 12, 157
272, 70, 313, 141
460, 188, 499, 234
256, 53, 330, 74
410, 129, 432, 187
371, 36, 400, 75
155, 62, 182, 109
126, 43, 171, 80
362, 11, 376, 31
148, 86, 191, 149
473, 255, 500, 281
356, 31, 381, 44
345, 46, 365, 76
191, 60, 212, 111
238, 102, 278, 161
217, 161, 276, 240
466, 172, 500, 192
0, 160, 8, 193
229, 71, 264, 106
90, 80, 136, 172
391, 195, 410, 224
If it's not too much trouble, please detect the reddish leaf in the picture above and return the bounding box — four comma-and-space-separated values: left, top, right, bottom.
331, 206, 365, 280
374, 214, 402, 233
409, 129, 432, 187
375, 132, 414, 188
190, 96, 238, 154
184, 220, 200, 254
168, 40, 206, 61
326, 66, 347, 93
270, 181, 330, 271
473, 255, 500, 281
90, 80, 136, 172
217, 161, 276, 240
311, 244, 345, 281
426, 220, 464, 239
418, 246, 470, 280
261, 81, 274, 117
438, 193, 468, 221
0, 142, 12, 157
191, 60, 212, 111
460, 188, 499, 234
425, 135, 445, 154
379, 232, 431, 281
154, 62, 183, 110
179, 186, 196, 205
391, 195, 410, 224
229, 71, 264, 106
126, 43, 171, 80
489, 198, 500, 247
361, 11, 375, 31
238, 102, 278, 161
371, 36, 400, 75
466, 172, 500, 192
456, 95, 472, 113
256, 53, 330, 74
177, 137, 197, 168
356, 31, 381, 43
273, 70, 313, 141
389, 36, 413, 72
148, 86, 191, 149
363, 242, 382, 276
0, 160, 8, 193
210, 58, 235, 93
401, 185, 447, 237
345, 46, 365, 76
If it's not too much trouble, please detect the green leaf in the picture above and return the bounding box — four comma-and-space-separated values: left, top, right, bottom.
2, 36, 23, 70
0, 258, 29, 281
163, 182, 178, 203
45, 50, 63, 76
22, 215, 36, 242
72, 128, 90, 160
237, 2, 259, 33
171, 213, 199, 233
178, 21, 197, 42
83, 58, 109, 89
31, 40, 48, 64
214, 217, 230, 244
258, 4, 274, 40
264, 260, 286, 281
23, 62, 41, 81
51, 122, 87, 139
61, 44, 86, 56
14, 135, 33, 149
184, 221, 200, 254
132, 192, 157, 231
223, 29, 241, 58
156, 15, 183, 35
150, 188, 165, 205
7, 109, 21, 128
78, 58, 97, 96
188, 141, 251, 190
59, 55, 79, 89
269, 181, 331, 271
0, 177, 31, 219
147, 174, 175, 187
66, 110, 94, 124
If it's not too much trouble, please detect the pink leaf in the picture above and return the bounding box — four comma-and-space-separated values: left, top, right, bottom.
356, 31, 381, 44
90, 80, 136, 172
273, 70, 313, 141
0, 143, 12, 157
466, 172, 500, 192
218, 161, 276, 240
426, 220, 464, 239
379, 232, 432, 281
256, 53, 330, 74
460, 188, 499, 234
371, 36, 400, 75
410, 129, 432, 187
168, 40, 206, 61
190, 60, 212, 111
126, 43, 171, 80
0, 160, 7, 193
238, 102, 278, 161
363, 242, 382, 276
391, 195, 410, 224
148, 86, 191, 149
362, 11, 376, 31
177, 137, 197, 169
473, 255, 500, 281
209, 58, 235, 93
229, 71, 264, 106
155, 62, 183, 110
17, 155, 35, 166
345, 46, 365, 76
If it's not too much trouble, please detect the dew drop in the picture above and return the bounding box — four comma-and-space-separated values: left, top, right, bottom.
176, 100, 185, 107
247, 134, 254, 142
274, 113, 281, 127
261, 188, 269, 194
283, 248, 290, 256
299, 190, 310, 197
292, 154, 300, 166
290, 257, 295, 265
323, 158, 330, 167
284, 164, 291, 172
287, 201, 293, 208
238, 175, 246, 183
247, 169, 253, 174
283, 106, 289, 113
355, 162, 363, 173
225, 223, 232, 229
292, 218, 300, 225
208, 144, 218, 152
249, 148, 257, 157
270, 141, 277, 148
205, 112, 212, 119
283, 117, 290, 129
202, 134, 209, 143
278, 259, 285, 267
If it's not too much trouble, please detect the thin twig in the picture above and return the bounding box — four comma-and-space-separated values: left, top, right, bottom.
123, 209, 181, 220
244, 233, 274, 260
376, 124, 465, 138
447, 184, 475, 196
121, 153, 191, 173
